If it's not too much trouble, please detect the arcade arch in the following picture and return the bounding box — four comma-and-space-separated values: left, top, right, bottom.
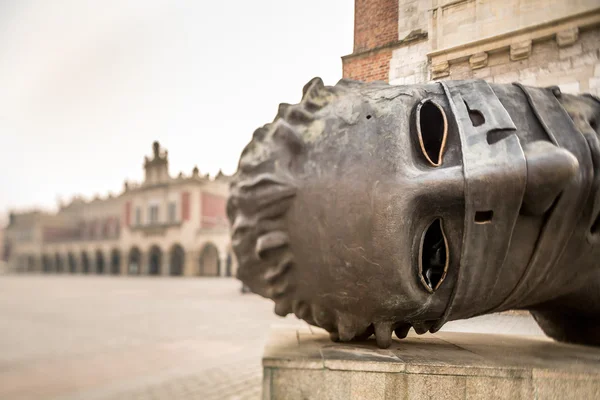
95, 250, 105, 274
199, 243, 220, 277
67, 252, 77, 273
42, 254, 52, 273
81, 251, 91, 274
148, 245, 162, 276
110, 249, 121, 275
169, 244, 185, 276
128, 247, 141, 275
55, 253, 64, 273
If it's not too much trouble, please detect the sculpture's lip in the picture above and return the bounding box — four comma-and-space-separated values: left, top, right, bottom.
484, 88, 600, 313
522, 137, 598, 260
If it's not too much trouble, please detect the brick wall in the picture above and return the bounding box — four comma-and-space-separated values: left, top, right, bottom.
343, 49, 394, 82
353, 0, 399, 53
342, 0, 399, 82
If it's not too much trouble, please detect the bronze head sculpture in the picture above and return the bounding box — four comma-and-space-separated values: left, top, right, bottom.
228, 78, 600, 348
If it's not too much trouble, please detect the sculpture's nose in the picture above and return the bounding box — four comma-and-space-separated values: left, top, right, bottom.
415, 165, 465, 204
521, 141, 579, 216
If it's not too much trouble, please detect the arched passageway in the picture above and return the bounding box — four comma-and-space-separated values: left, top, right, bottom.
225, 253, 233, 276
199, 243, 220, 277
128, 247, 141, 275
95, 250, 105, 274
81, 252, 90, 274
110, 249, 121, 275
42, 254, 52, 273
148, 245, 162, 276
67, 252, 77, 273
17, 256, 27, 272
169, 244, 185, 276
27, 255, 36, 272
55, 253, 64, 273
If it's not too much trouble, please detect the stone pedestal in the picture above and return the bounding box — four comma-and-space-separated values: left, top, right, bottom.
262, 326, 600, 400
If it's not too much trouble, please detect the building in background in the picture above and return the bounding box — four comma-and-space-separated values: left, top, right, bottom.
342, 0, 600, 95
0, 227, 6, 273
4, 142, 235, 277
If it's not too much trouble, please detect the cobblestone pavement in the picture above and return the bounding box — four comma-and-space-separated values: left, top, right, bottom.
0, 275, 543, 400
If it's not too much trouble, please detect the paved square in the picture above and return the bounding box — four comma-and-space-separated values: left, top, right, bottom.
0, 275, 542, 400
0, 276, 303, 400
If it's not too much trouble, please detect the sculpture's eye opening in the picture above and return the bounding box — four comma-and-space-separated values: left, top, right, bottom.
415, 99, 448, 167
418, 218, 449, 293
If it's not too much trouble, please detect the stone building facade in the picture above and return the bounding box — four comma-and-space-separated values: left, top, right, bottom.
0, 227, 6, 273
342, 0, 600, 95
4, 142, 236, 277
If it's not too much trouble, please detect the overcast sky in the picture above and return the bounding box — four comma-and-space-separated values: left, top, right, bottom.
0, 0, 354, 219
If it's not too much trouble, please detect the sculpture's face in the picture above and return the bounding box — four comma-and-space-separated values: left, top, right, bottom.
281, 84, 466, 340
229, 78, 599, 348
229, 80, 467, 345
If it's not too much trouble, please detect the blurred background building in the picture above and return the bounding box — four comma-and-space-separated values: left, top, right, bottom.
0, 226, 6, 273
343, 0, 600, 95
4, 141, 235, 277
4, 0, 600, 277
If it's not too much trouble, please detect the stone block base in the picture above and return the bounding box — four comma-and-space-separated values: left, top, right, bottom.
262, 326, 600, 400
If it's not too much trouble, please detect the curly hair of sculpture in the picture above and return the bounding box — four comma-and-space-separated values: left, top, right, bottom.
227, 77, 600, 349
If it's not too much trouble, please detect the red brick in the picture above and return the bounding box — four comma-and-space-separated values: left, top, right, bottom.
353, 0, 399, 53
342, 49, 393, 82
342, 0, 399, 82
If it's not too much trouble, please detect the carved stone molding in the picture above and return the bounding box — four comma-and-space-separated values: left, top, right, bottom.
469, 52, 488, 70
556, 27, 579, 47
427, 9, 600, 68
431, 61, 450, 80
510, 40, 532, 61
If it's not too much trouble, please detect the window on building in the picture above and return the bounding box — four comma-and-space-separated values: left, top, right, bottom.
102, 220, 109, 238
135, 207, 141, 226
107, 218, 117, 238
168, 202, 177, 223
149, 205, 159, 224
90, 221, 97, 239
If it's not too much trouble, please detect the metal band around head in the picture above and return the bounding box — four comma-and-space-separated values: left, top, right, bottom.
432, 80, 527, 331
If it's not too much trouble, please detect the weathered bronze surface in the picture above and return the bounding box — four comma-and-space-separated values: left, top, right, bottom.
228, 78, 600, 349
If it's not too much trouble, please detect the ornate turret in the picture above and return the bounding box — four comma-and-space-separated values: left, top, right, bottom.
215, 169, 231, 181
144, 141, 170, 185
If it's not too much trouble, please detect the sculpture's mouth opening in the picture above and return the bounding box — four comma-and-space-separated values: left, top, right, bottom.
418, 218, 449, 293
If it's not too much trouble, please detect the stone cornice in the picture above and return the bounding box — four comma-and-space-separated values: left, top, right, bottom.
122, 176, 227, 195
129, 221, 183, 237
427, 8, 600, 65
